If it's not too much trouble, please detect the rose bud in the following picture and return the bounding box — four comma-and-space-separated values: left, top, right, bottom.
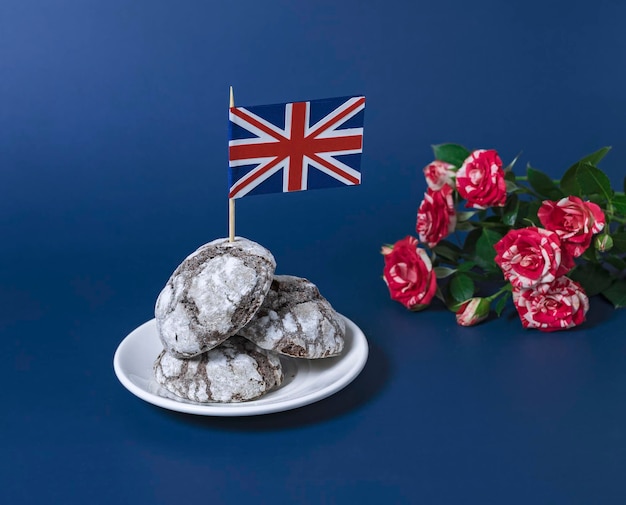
380, 244, 394, 256
595, 234, 613, 252
455, 297, 491, 327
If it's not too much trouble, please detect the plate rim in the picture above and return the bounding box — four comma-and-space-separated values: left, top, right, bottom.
113, 314, 369, 416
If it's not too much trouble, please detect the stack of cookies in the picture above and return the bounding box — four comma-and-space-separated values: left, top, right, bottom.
152, 237, 346, 403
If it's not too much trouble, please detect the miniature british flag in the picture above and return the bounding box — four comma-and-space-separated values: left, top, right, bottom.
228, 95, 365, 199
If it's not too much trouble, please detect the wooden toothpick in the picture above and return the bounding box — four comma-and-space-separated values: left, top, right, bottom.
228, 86, 235, 242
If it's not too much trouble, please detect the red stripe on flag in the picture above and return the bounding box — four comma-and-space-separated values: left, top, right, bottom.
229, 135, 362, 162
228, 157, 284, 198
286, 102, 306, 191
308, 96, 365, 138
230, 107, 287, 143
308, 153, 361, 185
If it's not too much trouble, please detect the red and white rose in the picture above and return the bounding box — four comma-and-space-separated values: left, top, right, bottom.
416, 184, 457, 248
494, 227, 568, 289
424, 160, 456, 191
537, 196, 606, 258
456, 149, 507, 209
382, 236, 437, 311
512, 277, 589, 331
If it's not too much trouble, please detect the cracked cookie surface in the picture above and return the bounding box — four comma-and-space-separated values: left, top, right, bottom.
155, 237, 276, 358
154, 336, 284, 403
239, 275, 345, 358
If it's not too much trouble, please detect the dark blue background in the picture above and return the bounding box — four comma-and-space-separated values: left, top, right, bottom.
2, 1, 626, 503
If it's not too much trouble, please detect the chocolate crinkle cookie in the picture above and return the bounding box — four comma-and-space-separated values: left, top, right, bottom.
239, 275, 345, 359
155, 237, 276, 358
154, 336, 284, 403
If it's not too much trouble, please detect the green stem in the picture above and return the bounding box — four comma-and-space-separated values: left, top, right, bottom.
486, 283, 512, 302
471, 221, 510, 229
514, 176, 559, 184
512, 184, 543, 199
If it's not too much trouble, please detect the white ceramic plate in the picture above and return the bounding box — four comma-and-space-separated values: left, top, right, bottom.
113, 315, 368, 416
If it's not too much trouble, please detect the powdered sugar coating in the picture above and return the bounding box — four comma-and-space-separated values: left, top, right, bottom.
155, 237, 276, 358
153, 336, 283, 403
239, 275, 345, 358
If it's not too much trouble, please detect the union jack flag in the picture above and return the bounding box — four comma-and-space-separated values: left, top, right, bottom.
228, 95, 365, 199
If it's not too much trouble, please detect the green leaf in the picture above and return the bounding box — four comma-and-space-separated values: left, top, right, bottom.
602, 279, 626, 308
612, 194, 626, 214
576, 164, 613, 201
504, 152, 522, 173
434, 266, 456, 279
435, 286, 446, 303
502, 193, 519, 226
432, 240, 462, 262
580, 241, 599, 262
568, 263, 613, 297
450, 273, 475, 302
440, 282, 463, 311
588, 194, 605, 206
611, 232, 626, 253
623, 175, 626, 194
561, 161, 613, 201
605, 255, 626, 271
505, 180, 520, 193
456, 260, 477, 272
504, 170, 517, 182
432, 143, 471, 168
526, 165, 565, 200
463, 228, 482, 256
494, 292, 510, 317
522, 200, 542, 226
456, 211, 477, 222
475, 229, 503, 270
481, 220, 509, 235
560, 162, 585, 196
454, 221, 476, 232
516, 200, 529, 220
578, 146, 611, 166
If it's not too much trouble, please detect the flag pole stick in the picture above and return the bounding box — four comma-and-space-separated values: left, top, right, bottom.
228, 86, 235, 242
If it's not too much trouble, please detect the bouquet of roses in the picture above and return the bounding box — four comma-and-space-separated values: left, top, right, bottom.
381, 144, 626, 331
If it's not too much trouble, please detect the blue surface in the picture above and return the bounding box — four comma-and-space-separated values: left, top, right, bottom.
2, 1, 626, 503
